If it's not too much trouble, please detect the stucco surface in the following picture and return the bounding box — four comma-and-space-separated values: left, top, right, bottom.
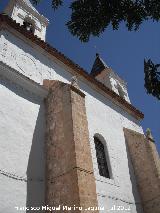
0, 75, 45, 213
0, 30, 72, 85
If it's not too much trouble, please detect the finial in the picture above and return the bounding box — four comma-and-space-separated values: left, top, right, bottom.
96, 53, 99, 57
146, 128, 154, 142
71, 76, 79, 89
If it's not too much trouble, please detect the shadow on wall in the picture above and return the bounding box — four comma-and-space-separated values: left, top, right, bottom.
0, 76, 46, 212
26, 104, 46, 212
125, 136, 144, 213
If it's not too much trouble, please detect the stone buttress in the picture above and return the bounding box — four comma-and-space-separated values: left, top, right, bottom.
124, 128, 160, 213
44, 80, 99, 212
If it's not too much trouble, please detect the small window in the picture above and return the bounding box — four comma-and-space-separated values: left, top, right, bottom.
94, 136, 110, 178
23, 20, 34, 33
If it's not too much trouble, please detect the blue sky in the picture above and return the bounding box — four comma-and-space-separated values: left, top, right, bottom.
1, 0, 159, 152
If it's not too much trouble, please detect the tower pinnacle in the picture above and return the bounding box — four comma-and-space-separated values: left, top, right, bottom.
91, 53, 109, 77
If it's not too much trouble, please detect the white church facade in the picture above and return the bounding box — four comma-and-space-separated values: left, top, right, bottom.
0, 1, 160, 213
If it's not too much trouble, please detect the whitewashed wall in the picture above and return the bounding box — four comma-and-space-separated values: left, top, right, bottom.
0, 75, 45, 213
81, 81, 144, 212
0, 29, 144, 212
0, 30, 72, 85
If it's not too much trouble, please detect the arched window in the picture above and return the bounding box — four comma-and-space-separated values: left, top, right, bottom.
94, 136, 110, 178
23, 18, 35, 33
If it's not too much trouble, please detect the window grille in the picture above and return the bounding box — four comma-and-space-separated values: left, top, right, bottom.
94, 136, 110, 178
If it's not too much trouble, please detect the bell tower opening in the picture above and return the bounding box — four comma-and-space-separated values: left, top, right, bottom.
23, 18, 35, 33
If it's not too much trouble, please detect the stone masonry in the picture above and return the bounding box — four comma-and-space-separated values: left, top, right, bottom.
44, 80, 99, 212
124, 128, 160, 213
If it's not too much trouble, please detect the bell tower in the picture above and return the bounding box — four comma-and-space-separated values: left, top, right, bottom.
91, 53, 131, 103
4, 0, 49, 41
